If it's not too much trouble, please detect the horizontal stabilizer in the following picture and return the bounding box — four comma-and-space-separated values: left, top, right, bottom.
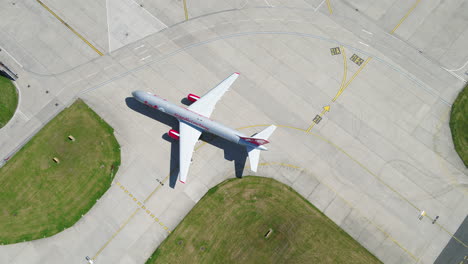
247, 147, 261, 172
246, 125, 277, 171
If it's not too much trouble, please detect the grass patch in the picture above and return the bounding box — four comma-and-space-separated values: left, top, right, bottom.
0, 76, 18, 128
449, 83, 468, 167
147, 176, 380, 264
0, 99, 120, 244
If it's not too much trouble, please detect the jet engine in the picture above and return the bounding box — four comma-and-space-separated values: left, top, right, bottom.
168, 129, 180, 140
187, 93, 200, 102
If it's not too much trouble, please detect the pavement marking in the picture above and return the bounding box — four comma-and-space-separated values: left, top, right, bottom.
245, 124, 467, 250
141, 55, 152, 61
16, 110, 30, 121
333, 56, 372, 102
90, 120, 467, 261
183, 0, 189, 20
326, 0, 333, 14
444, 60, 468, 72
87, 72, 97, 78
92, 181, 172, 260
327, 0, 333, 15
306, 105, 330, 132
36, 0, 104, 56
129, 0, 168, 28
134, 44, 145, 50
315, 0, 326, 12
116, 182, 171, 232
258, 162, 419, 261
0, 45, 23, 68
264, 0, 274, 7
391, 0, 422, 34
335, 45, 348, 102
362, 29, 373, 35
92, 207, 140, 260
305, 49, 370, 133
358, 41, 369, 47
443, 67, 467, 82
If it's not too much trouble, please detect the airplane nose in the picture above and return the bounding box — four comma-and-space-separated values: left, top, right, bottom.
131, 90, 141, 98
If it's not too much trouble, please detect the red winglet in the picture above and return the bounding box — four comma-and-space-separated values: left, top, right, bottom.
179, 180, 185, 184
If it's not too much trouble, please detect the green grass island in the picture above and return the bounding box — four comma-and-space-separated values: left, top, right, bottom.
0, 99, 120, 244
0, 75, 18, 128
449, 83, 468, 167
147, 177, 381, 264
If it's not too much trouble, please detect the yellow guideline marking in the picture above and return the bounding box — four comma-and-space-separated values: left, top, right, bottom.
183, 0, 189, 21
334, 46, 348, 102
92, 208, 140, 260
306, 105, 330, 132
259, 162, 419, 261
326, 0, 333, 14
391, 0, 422, 34
36, 0, 104, 56
333, 57, 372, 102
93, 122, 467, 260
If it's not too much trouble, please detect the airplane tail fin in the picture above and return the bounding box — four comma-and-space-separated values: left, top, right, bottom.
245, 125, 277, 172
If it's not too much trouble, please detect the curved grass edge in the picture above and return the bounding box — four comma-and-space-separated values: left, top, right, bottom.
146, 176, 380, 263
449, 83, 468, 167
0, 76, 19, 129
0, 99, 121, 244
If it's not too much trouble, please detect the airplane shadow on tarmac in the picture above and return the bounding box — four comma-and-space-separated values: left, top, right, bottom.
125, 97, 247, 189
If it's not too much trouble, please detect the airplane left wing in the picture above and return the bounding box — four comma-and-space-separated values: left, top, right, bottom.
178, 121, 202, 183
188, 73, 239, 118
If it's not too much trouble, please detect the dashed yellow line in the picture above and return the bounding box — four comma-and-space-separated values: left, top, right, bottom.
259, 162, 420, 261
92, 208, 140, 260
183, 0, 189, 20
116, 182, 171, 232
391, 0, 422, 34
326, 0, 333, 14
35, 0, 104, 56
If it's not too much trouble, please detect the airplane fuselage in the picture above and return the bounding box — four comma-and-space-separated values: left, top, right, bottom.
132, 91, 265, 149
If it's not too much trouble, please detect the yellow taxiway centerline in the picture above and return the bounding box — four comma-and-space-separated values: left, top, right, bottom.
333, 46, 348, 102
326, 0, 333, 15
391, 0, 422, 34
333, 56, 372, 102
183, 0, 189, 20
36, 0, 104, 56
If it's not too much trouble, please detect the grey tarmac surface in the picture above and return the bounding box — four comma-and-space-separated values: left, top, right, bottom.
435, 215, 468, 264
0, 1, 467, 264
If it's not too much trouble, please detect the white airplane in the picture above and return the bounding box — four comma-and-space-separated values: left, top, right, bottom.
132, 73, 276, 183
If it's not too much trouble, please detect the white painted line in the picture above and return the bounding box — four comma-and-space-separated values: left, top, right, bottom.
0, 45, 23, 68
315, 0, 326, 12
362, 29, 373, 35
141, 55, 151, 61
443, 68, 467, 82
87, 72, 98, 78
444, 60, 468, 72
264, 0, 274, 7
103, 65, 113, 70
106, 0, 112, 53
129, 0, 168, 28
17, 110, 30, 121
134, 44, 145, 50
359, 41, 369, 47
238, 0, 249, 9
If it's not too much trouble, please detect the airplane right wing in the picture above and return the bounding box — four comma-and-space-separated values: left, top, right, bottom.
188, 73, 239, 118
178, 121, 202, 183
